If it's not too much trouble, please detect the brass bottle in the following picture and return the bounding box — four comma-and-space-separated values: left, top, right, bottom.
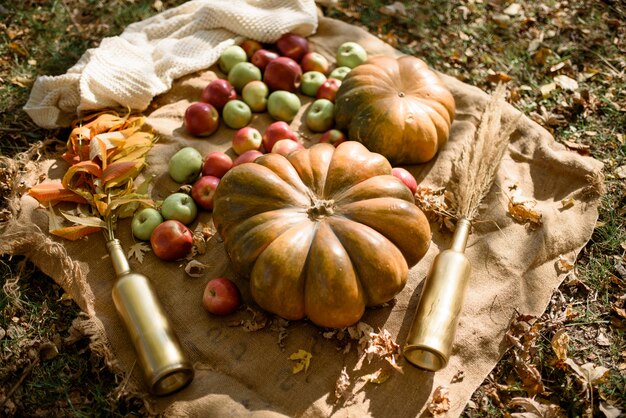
404, 218, 472, 371
107, 239, 193, 395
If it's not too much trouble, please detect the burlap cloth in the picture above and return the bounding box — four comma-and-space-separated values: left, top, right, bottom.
1, 16, 603, 418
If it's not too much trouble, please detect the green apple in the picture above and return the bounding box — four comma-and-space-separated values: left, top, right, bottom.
242, 80, 269, 112
228, 62, 262, 92
219, 45, 247, 74
161, 193, 198, 225
222, 100, 252, 129
168, 147, 203, 184
267, 90, 301, 122
336, 42, 367, 68
329, 66, 351, 81
131, 208, 163, 241
305, 99, 335, 133
300, 71, 327, 97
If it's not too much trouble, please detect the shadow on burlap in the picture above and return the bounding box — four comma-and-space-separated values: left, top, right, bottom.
0, 16, 604, 418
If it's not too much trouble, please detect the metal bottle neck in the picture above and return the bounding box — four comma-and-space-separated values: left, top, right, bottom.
451, 218, 471, 253
106, 239, 131, 277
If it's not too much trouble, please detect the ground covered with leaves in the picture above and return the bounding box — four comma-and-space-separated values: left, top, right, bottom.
1, 0, 625, 416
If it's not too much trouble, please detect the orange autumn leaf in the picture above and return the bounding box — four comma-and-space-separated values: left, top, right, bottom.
50, 224, 102, 240
74, 111, 129, 134
62, 160, 102, 190
101, 160, 144, 188
28, 183, 89, 206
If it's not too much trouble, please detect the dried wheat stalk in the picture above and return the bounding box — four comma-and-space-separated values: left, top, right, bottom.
450, 83, 519, 221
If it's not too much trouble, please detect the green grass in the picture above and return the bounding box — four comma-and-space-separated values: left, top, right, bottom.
2, 0, 625, 416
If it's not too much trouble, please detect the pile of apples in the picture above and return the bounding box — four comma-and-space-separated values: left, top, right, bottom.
183, 32, 370, 150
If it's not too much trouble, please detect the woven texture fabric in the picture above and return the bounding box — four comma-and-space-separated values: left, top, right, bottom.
23, 0, 318, 128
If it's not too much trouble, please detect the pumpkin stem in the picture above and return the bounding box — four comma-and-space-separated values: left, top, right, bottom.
307, 198, 335, 220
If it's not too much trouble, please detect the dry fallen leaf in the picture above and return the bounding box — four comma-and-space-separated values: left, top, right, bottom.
379, 1, 406, 17
228, 306, 268, 332
565, 359, 609, 386
509, 397, 565, 417
414, 186, 455, 231
503, 3, 522, 16
334, 367, 351, 401
532, 47, 552, 66
596, 332, 610, 347
562, 140, 591, 156
599, 401, 623, 418
127, 242, 150, 263
486, 72, 513, 83
560, 197, 575, 209
360, 368, 391, 384
540, 82, 557, 98
515, 356, 545, 396
427, 386, 450, 418
508, 196, 543, 227
184, 260, 208, 277
363, 328, 401, 369
554, 74, 579, 91
557, 255, 575, 272
615, 165, 626, 180
551, 329, 570, 363
289, 349, 312, 374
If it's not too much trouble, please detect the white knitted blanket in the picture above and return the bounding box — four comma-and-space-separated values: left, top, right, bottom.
23, 0, 318, 128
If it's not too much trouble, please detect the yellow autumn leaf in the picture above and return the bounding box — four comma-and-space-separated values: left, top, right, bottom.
289, 349, 312, 374
551, 329, 570, 363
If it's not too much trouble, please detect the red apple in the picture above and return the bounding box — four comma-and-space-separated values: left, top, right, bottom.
150, 220, 193, 261
240, 39, 263, 59
271, 139, 304, 156
202, 277, 241, 316
319, 129, 347, 147
276, 33, 309, 62
200, 79, 237, 112
316, 78, 342, 102
191, 175, 220, 210
301, 52, 330, 74
233, 150, 264, 167
233, 126, 262, 155
392, 167, 418, 195
184, 102, 220, 137
202, 151, 233, 178
263, 57, 302, 92
262, 121, 298, 152
251, 49, 279, 71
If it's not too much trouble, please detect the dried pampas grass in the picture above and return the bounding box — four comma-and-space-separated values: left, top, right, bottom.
450, 83, 519, 221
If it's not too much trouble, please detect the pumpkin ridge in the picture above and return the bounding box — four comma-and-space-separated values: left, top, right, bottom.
333, 175, 414, 205
304, 221, 365, 328
226, 209, 309, 277
327, 216, 408, 307
336, 197, 431, 266
322, 142, 391, 198
255, 153, 313, 199
251, 221, 317, 321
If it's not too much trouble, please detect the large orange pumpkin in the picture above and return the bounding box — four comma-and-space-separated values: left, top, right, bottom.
334, 55, 456, 165
212, 142, 431, 328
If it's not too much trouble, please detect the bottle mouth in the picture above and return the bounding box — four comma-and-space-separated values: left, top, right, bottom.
151, 363, 194, 396
403, 345, 447, 372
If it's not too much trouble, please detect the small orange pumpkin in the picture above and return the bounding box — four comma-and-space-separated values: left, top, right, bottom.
334, 55, 455, 165
212, 142, 431, 328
